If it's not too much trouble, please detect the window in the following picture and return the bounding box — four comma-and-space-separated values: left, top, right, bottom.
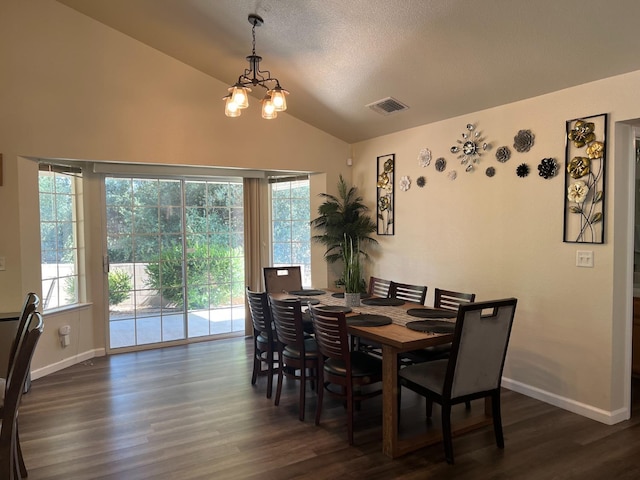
270, 176, 311, 286
38, 165, 82, 310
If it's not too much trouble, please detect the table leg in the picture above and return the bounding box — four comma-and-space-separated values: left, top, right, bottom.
381, 344, 399, 458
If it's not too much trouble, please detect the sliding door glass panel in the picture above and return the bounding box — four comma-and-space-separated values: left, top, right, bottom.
106, 177, 244, 350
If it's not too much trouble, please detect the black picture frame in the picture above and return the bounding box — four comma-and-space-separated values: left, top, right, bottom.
376, 154, 395, 235
563, 113, 608, 244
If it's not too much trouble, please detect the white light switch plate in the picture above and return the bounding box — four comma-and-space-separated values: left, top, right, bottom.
576, 250, 594, 267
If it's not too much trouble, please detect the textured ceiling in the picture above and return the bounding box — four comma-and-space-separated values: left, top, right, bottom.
57, 0, 640, 143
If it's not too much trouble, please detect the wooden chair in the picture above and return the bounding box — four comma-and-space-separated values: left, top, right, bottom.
435, 288, 476, 312
309, 306, 382, 445
263, 266, 303, 294
1, 311, 44, 480
389, 281, 427, 305
246, 288, 278, 399
269, 296, 319, 421
0, 292, 39, 479
368, 277, 391, 298
398, 298, 518, 464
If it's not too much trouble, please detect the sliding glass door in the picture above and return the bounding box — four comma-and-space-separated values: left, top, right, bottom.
105, 177, 245, 350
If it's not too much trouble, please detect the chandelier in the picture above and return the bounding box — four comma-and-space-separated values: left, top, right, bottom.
223, 14, 289, 119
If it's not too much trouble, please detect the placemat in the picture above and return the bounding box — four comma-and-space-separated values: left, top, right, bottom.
347, 314, 393, 327
331, 292, 371, 299
406, 308, 457, 319
288, 289, 326, 296
406, 320, 456, 334
283, 297, 320, 305
314, 305, 352, 314
361, 297, 405, 307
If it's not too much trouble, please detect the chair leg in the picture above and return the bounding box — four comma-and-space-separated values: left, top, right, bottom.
16, 425, 27, 478
346, 387, 354, 445
491, 391, 505, 449
441, 403, 454, 464
299, 365, 306, 421
315, 360, 324, 426
426, 398, 433, 418
266, 349, 274, 399
251, 341, 259, 386
465, 400, 471, 410
274, 361, 284, 406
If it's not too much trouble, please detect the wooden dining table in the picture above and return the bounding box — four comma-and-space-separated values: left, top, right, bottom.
284, 290, 493, 459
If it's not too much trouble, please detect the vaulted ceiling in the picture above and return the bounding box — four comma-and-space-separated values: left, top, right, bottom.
57, 0, 640, 143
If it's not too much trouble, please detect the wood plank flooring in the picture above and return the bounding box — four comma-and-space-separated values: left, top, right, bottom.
17, 338, 640, 479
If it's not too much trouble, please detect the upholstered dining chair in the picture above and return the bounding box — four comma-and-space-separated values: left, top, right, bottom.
398, 298, 518, 464
368, 277, 391, 298
388, 281, 427, 305
246, 288, 278, 399
263, 266, 302, 294
269, 296, 319, 421
0, 292, 39, 479
309, 306, 382, 445
1, 311, 44, 480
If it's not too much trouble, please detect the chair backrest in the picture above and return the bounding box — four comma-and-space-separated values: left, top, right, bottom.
445, 298, 517, 399
263, 266, 302, 294
309, 307, 349, 363
368, 277, 391, 298
434, 288, 476, 312
388, 281, 427, 304
6, 293, 39, 377
1, 311, 43, 478
246, 287, 274, 338
268, 296, 306, 349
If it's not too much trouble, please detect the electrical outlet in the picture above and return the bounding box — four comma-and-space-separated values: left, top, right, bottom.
0, 256, 5, 271
576, 250, 594, 268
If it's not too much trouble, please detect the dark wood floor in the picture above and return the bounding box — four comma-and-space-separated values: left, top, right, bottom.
18, 337, 640, 479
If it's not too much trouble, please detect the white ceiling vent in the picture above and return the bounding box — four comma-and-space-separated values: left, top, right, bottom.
366, 97, 409, 115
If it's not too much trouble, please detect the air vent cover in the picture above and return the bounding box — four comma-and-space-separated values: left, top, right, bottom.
366, 97, 409, 115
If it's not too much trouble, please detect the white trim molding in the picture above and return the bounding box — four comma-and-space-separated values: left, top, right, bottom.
31, 348, 106, 380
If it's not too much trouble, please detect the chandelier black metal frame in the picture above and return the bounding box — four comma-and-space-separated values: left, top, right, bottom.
223, 14, 288, 119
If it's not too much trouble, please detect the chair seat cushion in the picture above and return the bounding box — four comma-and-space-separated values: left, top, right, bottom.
283, 338, 318, 359
402, 344, 451, 363
398, 358, 448, 395
324, 351, 382, 378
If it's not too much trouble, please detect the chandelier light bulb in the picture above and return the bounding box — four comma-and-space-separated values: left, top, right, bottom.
223, 95, 241, 117
262, 95, 277, 119
230, 85, 250, 109
270, 87, 288, 112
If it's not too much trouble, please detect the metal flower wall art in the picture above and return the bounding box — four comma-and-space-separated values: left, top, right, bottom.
563, 113, 608, 243
376, 154, 395, 235
450, 123, 491, 172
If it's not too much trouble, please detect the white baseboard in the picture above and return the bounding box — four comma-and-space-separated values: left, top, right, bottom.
502, 376, 630, 425
31, 348, 106, 380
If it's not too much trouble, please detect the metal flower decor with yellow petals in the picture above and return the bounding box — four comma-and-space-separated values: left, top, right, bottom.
564, 113, 608, 243
376, 153, 395, 235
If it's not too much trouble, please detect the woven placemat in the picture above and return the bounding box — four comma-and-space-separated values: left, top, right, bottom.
347, 314, 393, 327
406, 308, 457, 319
288, 289, 325, 296
406, 320, 456, 334
361, 297, 405, 307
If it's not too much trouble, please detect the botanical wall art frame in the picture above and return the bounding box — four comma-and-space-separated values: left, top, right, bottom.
563, 113, 608, 244
376, 153, 395, 235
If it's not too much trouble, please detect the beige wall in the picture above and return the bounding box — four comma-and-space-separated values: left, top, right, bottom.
352, 72, 640, 423
1, 0, 638, 425
0, 2, 349, 372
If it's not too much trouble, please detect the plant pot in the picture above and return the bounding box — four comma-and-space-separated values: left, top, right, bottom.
344, 292, 361, 307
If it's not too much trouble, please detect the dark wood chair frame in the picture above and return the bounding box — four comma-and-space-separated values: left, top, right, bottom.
1, 311, 44, 480
388, 281, 427, 305
309, 307, 382, 445
246, 288, 279, 399
269, 296, 319, 421
368, 277, 391, 298
398, 298, 518, 464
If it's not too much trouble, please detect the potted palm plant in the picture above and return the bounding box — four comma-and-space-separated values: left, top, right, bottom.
311, 175, 377, 295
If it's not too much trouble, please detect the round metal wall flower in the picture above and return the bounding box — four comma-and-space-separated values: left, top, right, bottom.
450, 123, 490, 169
435, 157, 446, 172
567, 157, 590, 179
416, 176, 426, 188
486, 167, 495, 177
399, 175, 411, 191
378, 195, 390, 212
418, 148, 431, 167
516, 163, 530, 177
586, 141, 604, 159
377, 172, 392, 190
568, 120, 596, 147
447, 171, 457, 181
495, 146, 511, 163
513, 129, 535, 153
567, 180, 589, 204
537, 158, 558, 179
384, 158, 393, 173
